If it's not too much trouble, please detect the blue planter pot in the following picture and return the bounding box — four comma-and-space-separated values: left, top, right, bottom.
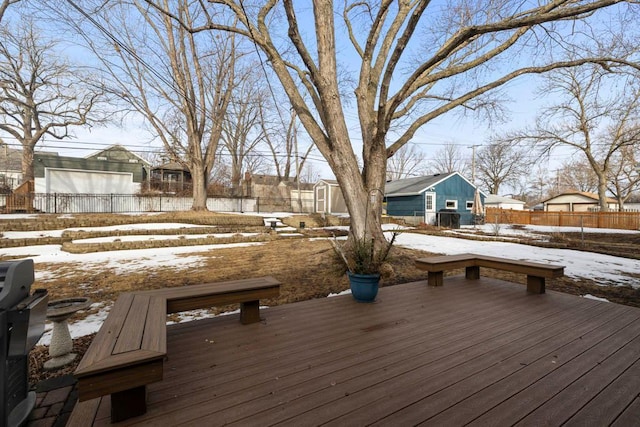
347, 271, 380, 303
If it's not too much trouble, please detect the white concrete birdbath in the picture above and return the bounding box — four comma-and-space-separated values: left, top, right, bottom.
43, 297, 91, 370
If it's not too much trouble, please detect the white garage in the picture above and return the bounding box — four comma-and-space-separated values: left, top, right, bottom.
40, 168, 137, 194
33, 147, 148, 197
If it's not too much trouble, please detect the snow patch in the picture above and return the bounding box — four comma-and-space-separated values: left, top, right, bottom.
581, 294, 610, 302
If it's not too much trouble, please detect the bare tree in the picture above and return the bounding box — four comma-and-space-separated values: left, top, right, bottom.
145, 0, 640, 244
607, 144, 640, 210
555, 159, 599, 193
299, 160, 320, 184
261, 106, 315, 185
520, 164, 553, 206
386, 143, 428, 180
475, 141, 530, 194
508, 65, 640, 211
66, 1, 244, 210
0, 22, 104, 183
208, 151, 232, 194
428, 142, 469, 175
221, 69, 266, 196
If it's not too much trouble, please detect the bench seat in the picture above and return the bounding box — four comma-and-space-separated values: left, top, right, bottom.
73, 276, 281, 422
415, 253, 564, 293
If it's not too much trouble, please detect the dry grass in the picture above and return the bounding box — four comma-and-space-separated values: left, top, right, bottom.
28, 238, 427, 386
36, 239, 424, 305
0, 211, 264, 231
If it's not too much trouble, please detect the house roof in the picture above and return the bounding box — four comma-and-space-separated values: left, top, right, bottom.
250, 174, 282, 185
0, 143, 23, 171
485, 194, 526, 205
152, 162, 190, 172
247, 174, 314, 189
86, 144, 150, 165
316, 179, 339, 185
543, 191, 617, 204
384, 172, 478, 196
33, 151, 146, 181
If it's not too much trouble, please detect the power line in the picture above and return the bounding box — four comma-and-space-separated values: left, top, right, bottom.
64, 0, 191, 110
0, 133, 590, 164
0, 139, 329, 163
238, 0, 292, 140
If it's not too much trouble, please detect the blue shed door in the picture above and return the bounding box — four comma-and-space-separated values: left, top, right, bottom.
425, 192, 436, 224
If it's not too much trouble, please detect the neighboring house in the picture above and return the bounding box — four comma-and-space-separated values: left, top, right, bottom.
624, 200, 640, 211
245, 174, 315, 212
542, 191, 618, 212
485, 194, 526, 210
0, 143, 23, 190
246, 174, 310, 198
150, 161, 192, 193
314, 179, 348, 215
384, 172, 485, 226
34, 145, 149, 194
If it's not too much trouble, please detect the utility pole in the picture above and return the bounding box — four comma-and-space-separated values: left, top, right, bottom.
468, 145, 480, 183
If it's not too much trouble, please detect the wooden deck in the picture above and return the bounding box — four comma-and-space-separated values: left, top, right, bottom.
72, 276, 640, 426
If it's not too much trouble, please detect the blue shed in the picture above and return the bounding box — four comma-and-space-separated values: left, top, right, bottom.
384, 172, 485, 226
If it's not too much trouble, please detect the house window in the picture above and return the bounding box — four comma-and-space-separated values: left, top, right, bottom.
445, 200, 458, 209
466, 201, 474, 210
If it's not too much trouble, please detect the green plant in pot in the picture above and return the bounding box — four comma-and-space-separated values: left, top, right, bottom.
332, 232, 397, 303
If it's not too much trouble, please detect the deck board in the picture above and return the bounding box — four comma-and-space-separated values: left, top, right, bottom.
611, 396, 640, 427
562, 357, 640, 426
81, 276, 640, 426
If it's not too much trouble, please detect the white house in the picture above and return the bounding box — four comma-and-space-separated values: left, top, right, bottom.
0, 143, 23, 190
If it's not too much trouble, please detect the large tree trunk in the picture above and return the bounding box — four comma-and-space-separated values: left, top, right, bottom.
21, 142, 35, 184
328, 136, 387, 246
191, 163, 208, 211
230, 167, 242, 197
597, 173, 609, 212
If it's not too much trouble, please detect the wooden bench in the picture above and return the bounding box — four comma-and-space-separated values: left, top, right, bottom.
73, 276, 281, 423
415, 253, 564, 294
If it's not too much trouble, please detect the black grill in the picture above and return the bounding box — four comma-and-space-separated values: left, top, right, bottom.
0, 259, 48, 427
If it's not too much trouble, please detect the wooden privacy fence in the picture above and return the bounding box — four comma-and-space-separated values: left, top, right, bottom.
5, 180, 34, 212
486, 207, 640, 231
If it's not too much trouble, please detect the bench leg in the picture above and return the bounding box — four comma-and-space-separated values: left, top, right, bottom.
240, 300, 261, 324
527, 276, 545, 294
111, 386, 146, 422
428, 271, 443, 287
465, 266, 480, 280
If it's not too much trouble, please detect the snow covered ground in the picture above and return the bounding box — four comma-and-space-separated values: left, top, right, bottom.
0, 214, 637, 345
